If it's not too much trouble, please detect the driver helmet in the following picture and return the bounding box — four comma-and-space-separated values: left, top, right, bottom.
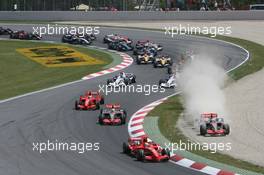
143, 136, 148, 143
119, 71, 125, 78
144, 142, 150, 147
210, 117, 216, 122
86, 91, 92, 98
134, 141, 140, 145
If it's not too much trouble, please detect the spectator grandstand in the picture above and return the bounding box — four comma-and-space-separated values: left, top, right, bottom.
0, 0, 263, 11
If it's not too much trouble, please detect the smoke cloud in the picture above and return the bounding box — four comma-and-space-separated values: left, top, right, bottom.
179, 55, 228, 123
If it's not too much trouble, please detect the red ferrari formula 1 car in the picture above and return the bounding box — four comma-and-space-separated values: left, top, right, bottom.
98, 104, 127, 125
123, 136, 170, 162
199, 113, 230, 136
75, 91, 104, 110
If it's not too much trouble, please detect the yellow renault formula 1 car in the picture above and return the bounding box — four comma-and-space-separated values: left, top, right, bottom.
153, 55, 173, 68
136, 52, 154, 64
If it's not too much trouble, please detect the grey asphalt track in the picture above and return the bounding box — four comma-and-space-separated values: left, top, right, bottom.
0, 24, 248, 175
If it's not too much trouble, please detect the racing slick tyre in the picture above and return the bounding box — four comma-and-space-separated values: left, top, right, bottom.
100, 97, 104, 105
107, 79, 113, 85
168, 67, 172, 74
161, 148, 170, 158
136, 149, 145, 161
121, 117, 126, 125
123, 110, 127, 118
121, 110, 127, 124
98, 109, 104, 125
81, 40, 86, 45
131, 76, 136, 83
169, 60, 173, 66
28, 34, 33, 40
100, 109, 103, 114
200, 124, 207, 136
121, 114, 126, 125
223, 124, 230, 135
136, 58, 141, 65
153, 62, 158, 68
98, 117, 104, 125
9, 33, 15, 39
123, 142, 130, 154
75, 101, 80, 110
124, 79, 129, 85
95, 103, 100, 110
31, 35, 39, 40
117, 47, 122, 51
91, 34, 96, 40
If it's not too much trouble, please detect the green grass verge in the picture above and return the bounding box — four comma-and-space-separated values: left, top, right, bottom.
212, 35, 264, 80
0, 40, 113, 100
147, 36, 264, 173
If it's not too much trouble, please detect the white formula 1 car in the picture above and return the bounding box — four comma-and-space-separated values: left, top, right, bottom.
107, 72, 136, 87
159, 75, 177, 88
144, 42, 163, 51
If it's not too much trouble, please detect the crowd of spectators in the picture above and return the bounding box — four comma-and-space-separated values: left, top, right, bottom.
161, 0, 245, 11
199, 0, 232, 11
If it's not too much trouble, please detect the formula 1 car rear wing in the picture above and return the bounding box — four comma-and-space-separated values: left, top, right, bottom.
105, 104, 121, 109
